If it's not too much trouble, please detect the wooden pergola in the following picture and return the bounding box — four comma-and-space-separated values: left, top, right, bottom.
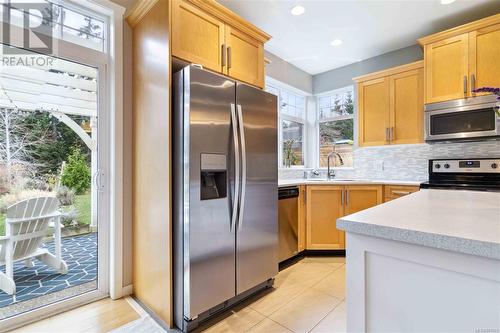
0, 55, 98, 229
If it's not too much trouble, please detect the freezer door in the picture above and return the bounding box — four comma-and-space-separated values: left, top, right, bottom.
235, 83, 279, 294
185, 66, 237, 318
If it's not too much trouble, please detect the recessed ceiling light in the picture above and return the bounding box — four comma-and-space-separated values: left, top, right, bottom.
291, 5, 305, 16
440, 0, 456, 4
330, 39, 343, 47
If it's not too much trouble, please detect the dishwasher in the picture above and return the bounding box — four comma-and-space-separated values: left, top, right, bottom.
278, 186, 299, 262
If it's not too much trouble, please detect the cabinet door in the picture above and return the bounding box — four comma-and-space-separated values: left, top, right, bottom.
358, 78, 390, 147
298, 185, 306, 252
469, 23, 500, 95
344, 186, 383, 215
389, 68, 424, 145
306, 186, 345, 250
171, 0, 225, 73
424, 34, 469, 103
225, 26, 264, 88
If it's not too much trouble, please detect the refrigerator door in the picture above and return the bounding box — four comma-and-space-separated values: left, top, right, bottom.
185, 66, 237, 318
235, 83, 279, 294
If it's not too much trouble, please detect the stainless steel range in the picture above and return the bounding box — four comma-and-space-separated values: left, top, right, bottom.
172, 65, 279, 332
420, 158, 500, 192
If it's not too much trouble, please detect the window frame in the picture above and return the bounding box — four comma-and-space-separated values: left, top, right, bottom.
315, 85, 355, 169
266, 77, 309, 169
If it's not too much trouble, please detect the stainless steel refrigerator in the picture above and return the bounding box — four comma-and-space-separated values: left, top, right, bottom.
173, 65, 278, 332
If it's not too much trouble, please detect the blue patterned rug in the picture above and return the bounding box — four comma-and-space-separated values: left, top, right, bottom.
0, 233, 97, 308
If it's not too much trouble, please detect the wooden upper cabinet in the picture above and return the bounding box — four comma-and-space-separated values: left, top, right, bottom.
306, 186, 345, 250
170, 0, 270, 88
389, 67, 424, 144
418, 14, 500, 103
171, 0, 225, 73
344, 186, 383, 216
423, 34, 469, 103
225, 26, 264, 88
358, 77, 390, 147
469, 23, 500, 95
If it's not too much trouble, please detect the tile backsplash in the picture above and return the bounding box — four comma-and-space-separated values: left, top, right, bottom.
279, 139, 500, 181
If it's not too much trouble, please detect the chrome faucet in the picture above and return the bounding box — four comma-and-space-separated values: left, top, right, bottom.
327, 151, 344, 180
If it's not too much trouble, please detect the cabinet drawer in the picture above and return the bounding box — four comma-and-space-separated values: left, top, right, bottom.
384, 185, 419, 202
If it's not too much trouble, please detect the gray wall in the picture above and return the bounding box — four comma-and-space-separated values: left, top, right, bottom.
313, 44, 423, 94
265, 51, 313, 94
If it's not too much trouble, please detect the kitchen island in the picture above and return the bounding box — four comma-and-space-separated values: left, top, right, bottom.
337, 189, 500, 332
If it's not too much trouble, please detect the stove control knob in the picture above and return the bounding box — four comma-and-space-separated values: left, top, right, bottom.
435, 164, 441, 169
492, 163, 498, 169
444, 163, 450, 169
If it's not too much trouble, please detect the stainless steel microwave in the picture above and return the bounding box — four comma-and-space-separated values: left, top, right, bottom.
425, 95, 499, 141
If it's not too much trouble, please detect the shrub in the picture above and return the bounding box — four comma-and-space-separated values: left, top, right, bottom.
60, 209, 78, 227
61, 148, 91, 194
56, 186, 75, 206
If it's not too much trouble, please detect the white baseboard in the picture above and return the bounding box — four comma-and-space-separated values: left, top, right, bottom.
122, 284, 133, 296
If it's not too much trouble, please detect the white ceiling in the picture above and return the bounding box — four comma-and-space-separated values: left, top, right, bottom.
218, 0, 500, 75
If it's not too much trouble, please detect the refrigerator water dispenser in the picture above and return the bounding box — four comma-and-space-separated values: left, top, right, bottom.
200, 153, 227, 200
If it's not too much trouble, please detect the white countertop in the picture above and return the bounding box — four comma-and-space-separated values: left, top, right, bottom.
278, 179, 422, 187
337, 189, 500, 259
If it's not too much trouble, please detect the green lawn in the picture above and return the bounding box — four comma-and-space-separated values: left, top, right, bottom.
0, 194, 91, 236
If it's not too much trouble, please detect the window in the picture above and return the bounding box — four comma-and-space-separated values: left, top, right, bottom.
266, 81, 307, 167
1, 0, 107, 52
318, 87, 354, 168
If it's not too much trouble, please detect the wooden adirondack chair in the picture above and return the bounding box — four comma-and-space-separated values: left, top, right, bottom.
0, 197, 68, 295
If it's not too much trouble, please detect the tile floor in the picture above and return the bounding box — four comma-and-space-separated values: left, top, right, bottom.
197, 256, 346, 333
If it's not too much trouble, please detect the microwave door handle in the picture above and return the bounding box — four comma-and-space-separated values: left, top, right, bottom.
230, 103, 240, 232
236, 104, 246, 232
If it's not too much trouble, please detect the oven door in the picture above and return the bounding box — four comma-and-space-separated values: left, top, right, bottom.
425, 102, 499, 141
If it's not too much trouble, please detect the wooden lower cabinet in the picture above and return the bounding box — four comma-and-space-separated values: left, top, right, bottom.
384, 185, 420, 202
298, 185, 307, 252
306, 185, 383, 250
306, 186, 345, 250
344, 185, 383, 215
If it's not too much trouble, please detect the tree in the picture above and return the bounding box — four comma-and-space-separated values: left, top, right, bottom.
78, 17, 102, 39
0, 109, 50, 189
61, 147, 91, 194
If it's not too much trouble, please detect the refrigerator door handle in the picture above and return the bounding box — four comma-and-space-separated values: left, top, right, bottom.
230, 103, 240, 232
236, 104, 247, 232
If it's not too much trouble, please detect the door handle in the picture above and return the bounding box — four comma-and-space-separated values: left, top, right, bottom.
227, 46, 232, 69
236, 104, 246, 231
392, 191, 411, 196
230, 103, 240, 232
345, 189, 349, 207
221, 44, 226, 68
341, 190, 344, 206
463, 75, 467, 94
385, 128, 389, 141
470, 74, 476, 94
390, 127, 394, 142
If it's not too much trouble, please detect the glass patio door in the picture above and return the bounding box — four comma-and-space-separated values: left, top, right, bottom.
0, 45, 109, 323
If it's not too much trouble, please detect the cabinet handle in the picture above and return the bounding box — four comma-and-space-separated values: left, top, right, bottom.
341, 190, 344, 206
221, 44, 226, 67
463, 75, 467, 94
392, 190, 411, 196
385, 127, 390, 141
390, 127, 394, 142
345, 190, 349, 207
470, 74, 475, 93
227, 46, 232, 69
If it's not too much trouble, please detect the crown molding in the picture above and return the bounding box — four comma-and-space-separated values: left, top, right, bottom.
126, 0, 160, 27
